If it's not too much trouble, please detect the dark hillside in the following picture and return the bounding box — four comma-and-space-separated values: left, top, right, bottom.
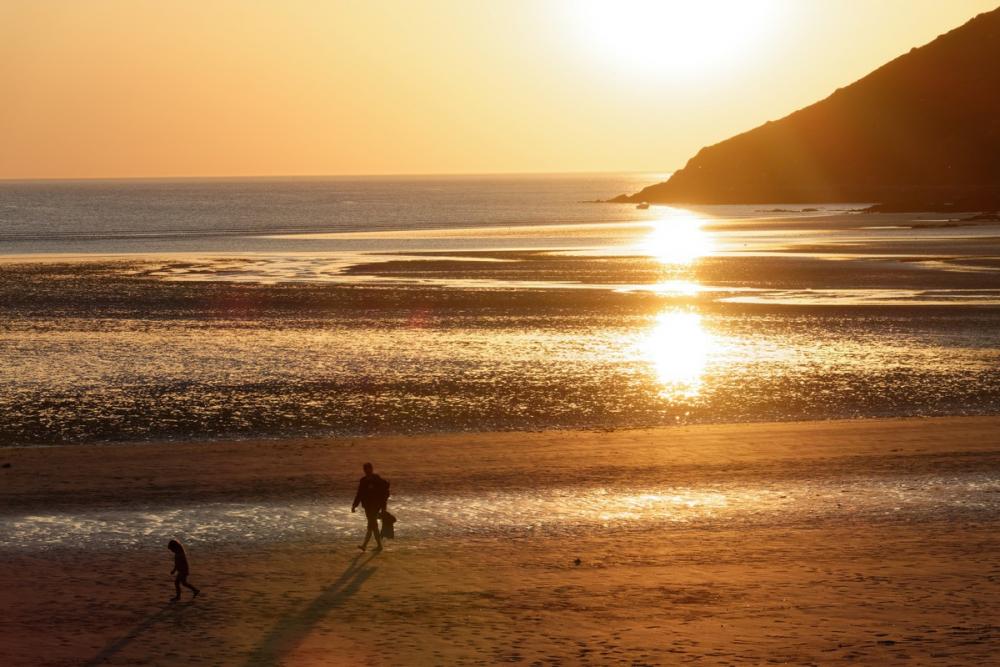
616, 7, 1000, 209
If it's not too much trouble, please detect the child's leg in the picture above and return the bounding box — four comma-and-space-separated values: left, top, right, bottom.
180, 575, 200, 596
176, 573, 200, 597
173, 575, 182, 600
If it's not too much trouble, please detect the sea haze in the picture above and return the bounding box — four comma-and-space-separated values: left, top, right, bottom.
0, 174, 661, 254
2, 174, 1000, 445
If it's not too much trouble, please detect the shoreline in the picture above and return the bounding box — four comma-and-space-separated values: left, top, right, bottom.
5, 415, 1000, 507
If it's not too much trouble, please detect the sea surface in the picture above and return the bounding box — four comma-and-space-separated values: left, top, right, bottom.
3, 174, 1000, 446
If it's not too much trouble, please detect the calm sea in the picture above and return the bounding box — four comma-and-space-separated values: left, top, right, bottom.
0, 174, 662, 254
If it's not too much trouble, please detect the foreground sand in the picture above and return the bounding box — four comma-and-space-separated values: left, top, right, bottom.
2, 417, 999, 665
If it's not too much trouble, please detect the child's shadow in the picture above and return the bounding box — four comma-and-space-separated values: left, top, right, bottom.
84, 601, 189, 666
244, 551, 379, 666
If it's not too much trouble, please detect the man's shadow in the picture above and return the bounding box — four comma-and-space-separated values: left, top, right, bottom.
244, 551, 379, 666
84, 602, 189, 666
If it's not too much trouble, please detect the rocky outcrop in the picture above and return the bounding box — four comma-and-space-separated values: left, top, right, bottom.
614, 7, 1000, 209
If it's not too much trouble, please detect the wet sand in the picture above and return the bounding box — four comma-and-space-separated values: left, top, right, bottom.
5, 260, 1000, 447
2, 417, 999, 665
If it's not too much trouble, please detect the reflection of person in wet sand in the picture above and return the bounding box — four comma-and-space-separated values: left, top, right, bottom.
351, 462, 390, 552
167, 539, 200, 601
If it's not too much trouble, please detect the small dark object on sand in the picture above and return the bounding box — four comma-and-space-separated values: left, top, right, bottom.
574, 558, 582, 566
1, 462, 10, 468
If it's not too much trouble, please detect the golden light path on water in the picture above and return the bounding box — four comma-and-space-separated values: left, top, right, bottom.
640, 310, 712, 400
636, 207, 715, 399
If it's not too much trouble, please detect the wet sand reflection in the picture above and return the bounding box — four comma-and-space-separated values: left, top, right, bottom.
5, 472, 998, 551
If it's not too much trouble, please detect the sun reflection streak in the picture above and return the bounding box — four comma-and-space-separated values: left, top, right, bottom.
640, 208, 713, 266
640, 309, 712, 400
650, 279, 701, 296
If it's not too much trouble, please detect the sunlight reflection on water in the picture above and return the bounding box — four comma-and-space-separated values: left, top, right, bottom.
629, 209, 716, 400
2, 307, 998, 444
6, 201, 1000, 443
639, 207, 714, 266
639, 310, 711, 400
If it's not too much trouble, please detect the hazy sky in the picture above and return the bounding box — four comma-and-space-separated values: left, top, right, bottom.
2, 1, 996, 179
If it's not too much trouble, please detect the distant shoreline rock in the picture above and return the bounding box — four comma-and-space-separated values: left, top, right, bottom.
863, 198, 1000, 214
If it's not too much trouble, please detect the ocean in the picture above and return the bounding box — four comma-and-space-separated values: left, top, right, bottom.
2, 173, 1000, 445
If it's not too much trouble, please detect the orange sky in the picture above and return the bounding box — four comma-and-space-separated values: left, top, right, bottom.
1, 1, 996, 179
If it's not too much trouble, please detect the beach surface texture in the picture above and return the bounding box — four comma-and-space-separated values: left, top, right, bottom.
2, 417, 998, 665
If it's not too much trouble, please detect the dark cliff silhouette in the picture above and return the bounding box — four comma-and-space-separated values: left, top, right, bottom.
614, 6, 1000, 210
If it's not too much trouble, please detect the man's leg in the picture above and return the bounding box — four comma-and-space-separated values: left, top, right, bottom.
360, 524, 372, 550
367, 511, 382, 549
361, 508, 376, 550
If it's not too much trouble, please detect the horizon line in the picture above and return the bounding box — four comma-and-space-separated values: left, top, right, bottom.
0, 169, 674, 184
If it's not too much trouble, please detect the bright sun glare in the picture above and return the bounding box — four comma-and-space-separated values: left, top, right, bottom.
572, 0, 780, 78
641, 310, 711, 399
641, 208, 713, 265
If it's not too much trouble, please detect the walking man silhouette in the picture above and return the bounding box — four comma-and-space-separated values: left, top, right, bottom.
351, 462, 389, 552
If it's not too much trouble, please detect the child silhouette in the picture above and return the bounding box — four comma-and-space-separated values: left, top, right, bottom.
167, 539, 201, 601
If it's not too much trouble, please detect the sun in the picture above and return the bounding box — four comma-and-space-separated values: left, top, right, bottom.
569, 0, 781, 79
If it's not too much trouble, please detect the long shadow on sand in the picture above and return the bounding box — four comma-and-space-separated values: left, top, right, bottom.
244, 551, 379, 666
84, 602, 189, 666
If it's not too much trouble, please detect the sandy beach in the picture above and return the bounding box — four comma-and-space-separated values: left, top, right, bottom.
2, 417, 998, 665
